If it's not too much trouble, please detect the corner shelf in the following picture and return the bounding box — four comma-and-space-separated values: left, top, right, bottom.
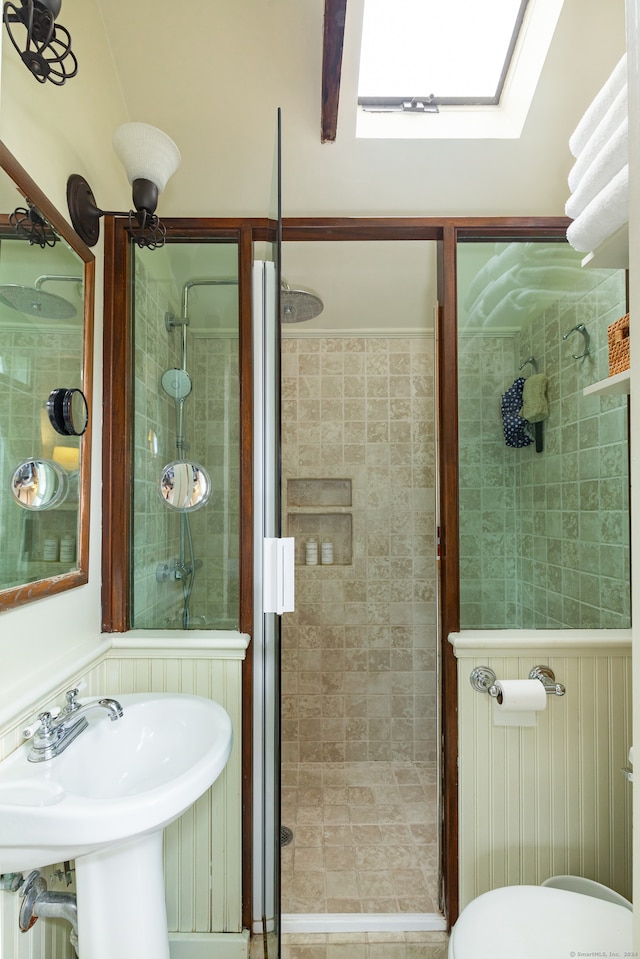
581, 223, 629, 270
583, 369, 630, 397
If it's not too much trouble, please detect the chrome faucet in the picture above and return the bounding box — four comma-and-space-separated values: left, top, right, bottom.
27, 688, 124, 763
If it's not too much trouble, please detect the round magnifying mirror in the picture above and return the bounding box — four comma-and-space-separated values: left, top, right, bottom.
159, 460, 211, 512
10, 459, 68, 510
47, 388, 88, 436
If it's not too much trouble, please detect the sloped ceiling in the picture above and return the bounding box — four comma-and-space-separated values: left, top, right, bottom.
92, 0, 625, 333
95, 0, 626, 220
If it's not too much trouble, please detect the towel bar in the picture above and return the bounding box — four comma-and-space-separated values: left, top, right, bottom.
470, 665, 566, 697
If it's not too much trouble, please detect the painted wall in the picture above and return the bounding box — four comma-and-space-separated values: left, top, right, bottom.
93, 0, 626, 219
0, 0, 127, 715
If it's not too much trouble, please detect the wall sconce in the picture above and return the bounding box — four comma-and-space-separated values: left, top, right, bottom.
66, 122, 181, 250
3, 0, 77, 85
10, 200, 57, 247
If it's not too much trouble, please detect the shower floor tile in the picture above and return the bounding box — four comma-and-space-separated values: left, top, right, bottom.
250, 931, 449, 959
281, 762, 439, 916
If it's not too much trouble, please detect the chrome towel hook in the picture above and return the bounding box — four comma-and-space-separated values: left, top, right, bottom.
562, 323, 591, 359
518, 356, 538, 374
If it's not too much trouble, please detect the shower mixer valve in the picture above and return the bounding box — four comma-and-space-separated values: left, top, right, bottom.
156, 558, 202, 583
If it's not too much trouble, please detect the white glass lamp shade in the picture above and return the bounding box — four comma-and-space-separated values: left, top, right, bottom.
112, 122, 181, 194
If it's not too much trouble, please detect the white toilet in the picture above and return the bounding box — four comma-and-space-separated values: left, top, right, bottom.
449, 876, 633, 958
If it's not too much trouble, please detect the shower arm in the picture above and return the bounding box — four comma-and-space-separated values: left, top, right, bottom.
35, 275, 82, 289
175, 277, 239, 371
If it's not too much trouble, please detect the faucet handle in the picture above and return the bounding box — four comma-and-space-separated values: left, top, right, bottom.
63, 688, 82, 712
23, 708, 60, 740
31, 712, 60, 746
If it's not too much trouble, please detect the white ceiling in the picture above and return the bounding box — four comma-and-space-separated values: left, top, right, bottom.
87, 0, 626, 333
93, 0, 626, 220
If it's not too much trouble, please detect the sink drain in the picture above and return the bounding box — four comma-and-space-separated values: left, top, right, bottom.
280, 825, 294, 847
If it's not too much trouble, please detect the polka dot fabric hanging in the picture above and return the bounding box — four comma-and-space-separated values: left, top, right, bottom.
501, 377, 532, 448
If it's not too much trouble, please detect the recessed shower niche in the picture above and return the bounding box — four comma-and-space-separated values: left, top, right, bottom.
286, 478, 352, 565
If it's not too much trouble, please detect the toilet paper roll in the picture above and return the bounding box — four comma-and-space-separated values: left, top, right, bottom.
493, 679, 547, 727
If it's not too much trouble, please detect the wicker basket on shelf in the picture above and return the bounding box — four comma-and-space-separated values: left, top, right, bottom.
608, 313, 630, 376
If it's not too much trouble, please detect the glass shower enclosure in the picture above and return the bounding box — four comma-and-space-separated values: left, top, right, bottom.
130, 241, 240, 630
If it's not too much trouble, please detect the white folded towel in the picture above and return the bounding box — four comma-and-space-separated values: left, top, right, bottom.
463, 242, 578, 311
569, 54, 627, 157
566, 164, 628, 253
468, 265, 593, 324
565, 116, 628, 220
568, 84, 627, 192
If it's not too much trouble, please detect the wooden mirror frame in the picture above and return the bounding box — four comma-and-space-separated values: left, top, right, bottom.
0, 141, 95, 612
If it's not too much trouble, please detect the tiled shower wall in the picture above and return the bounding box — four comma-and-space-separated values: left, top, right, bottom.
132, 254, 184, 626
0, 327, 81, 584
280, 335, 437, 764
187, 335, 240, 627
132, 255, 238, 628
459, 268, 629, 628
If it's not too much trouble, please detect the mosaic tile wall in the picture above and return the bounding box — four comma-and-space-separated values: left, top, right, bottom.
0, 327, 82, 584
280, 335, 438, 764
459, 268, 629, 628
132, 255, 239, 628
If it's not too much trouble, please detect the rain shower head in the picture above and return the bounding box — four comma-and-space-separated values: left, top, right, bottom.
281, 282, 324, 323
0, 284, 77, 320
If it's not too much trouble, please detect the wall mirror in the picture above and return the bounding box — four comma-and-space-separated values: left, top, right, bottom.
0, 141, 94, 611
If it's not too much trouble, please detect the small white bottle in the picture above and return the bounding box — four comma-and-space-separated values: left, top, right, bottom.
305, 538, 318, 566
43, 535, 59, 562
321, 541, 334, 565
60, 533, 76, 564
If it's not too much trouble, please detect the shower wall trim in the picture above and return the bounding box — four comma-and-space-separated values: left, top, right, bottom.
281, 326, 435, 339
449, 629, 631, 655
281, 913, 447, 934
110, 631, 250, 659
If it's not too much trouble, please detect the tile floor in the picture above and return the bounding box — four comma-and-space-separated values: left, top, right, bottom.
280, 761, 440, 914
250, 931, 449, 959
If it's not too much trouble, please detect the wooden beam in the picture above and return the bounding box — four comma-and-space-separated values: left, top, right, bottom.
321, 0, 348, 142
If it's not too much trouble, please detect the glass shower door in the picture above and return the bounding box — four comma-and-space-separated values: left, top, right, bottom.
252, 108, 283, 958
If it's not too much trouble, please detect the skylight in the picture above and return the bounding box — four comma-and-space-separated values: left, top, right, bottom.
358, 0, 529, 108
354, 0, 565, 139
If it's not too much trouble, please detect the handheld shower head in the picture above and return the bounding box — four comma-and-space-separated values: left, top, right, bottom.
161, 368, 192, 400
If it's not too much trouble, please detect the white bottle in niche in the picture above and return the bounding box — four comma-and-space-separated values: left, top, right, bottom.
60, 533, 76, 564
321, 541, 334, 565
305, 538, 318, 566
43, 535, 59, 562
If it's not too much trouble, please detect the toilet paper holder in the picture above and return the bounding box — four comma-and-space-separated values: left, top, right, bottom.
470, 665, 566, 698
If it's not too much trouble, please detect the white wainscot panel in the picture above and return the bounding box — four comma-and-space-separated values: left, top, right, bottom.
451, 631, 632, 911
0, 634, 248, 959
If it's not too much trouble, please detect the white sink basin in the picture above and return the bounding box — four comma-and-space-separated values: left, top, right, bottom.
0, 692, 233, 873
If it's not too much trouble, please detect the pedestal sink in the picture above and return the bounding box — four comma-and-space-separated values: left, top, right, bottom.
0, 692, 233, 959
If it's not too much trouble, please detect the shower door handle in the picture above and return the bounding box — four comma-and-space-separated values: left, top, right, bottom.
263, 537, 295, 614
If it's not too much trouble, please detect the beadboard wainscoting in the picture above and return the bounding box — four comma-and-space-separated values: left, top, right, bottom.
451, 630, 632, 912
0, 632, 249, 959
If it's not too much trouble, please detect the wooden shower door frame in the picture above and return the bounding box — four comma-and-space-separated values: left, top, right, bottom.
281, 216, 568, 929
102, 214, 568, 933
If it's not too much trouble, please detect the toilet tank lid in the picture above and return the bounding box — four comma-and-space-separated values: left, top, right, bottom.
451, 886, 632, 959
541, 874, 632, 909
